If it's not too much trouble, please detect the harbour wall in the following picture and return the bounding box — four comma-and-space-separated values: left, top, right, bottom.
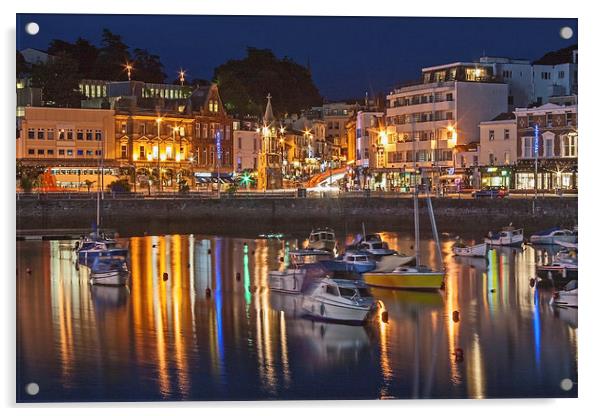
16, 196, 577, 237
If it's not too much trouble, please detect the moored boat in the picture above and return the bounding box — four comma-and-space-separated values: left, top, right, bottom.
301, 278, 378, 324
268, 249, 332, 294
530, 227, 577, 245
77, 237, 129, 267
484, 226, 524, 246
363, 265, 445, 291
319, 250, 376, 274
89, 255, 129, 286
551, 280, 578, 308
452, 241, 487, 257
307, 227, 337, 252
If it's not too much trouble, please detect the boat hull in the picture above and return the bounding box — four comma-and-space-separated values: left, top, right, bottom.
320, 260, 375, 274
308, 241, 336, 252
78, 248, 128, 266
90, 270, 128, 286
484, 237, 523, 246
268, 270, 306, 294
301, 296, 374, 324
552, 289, 578, 308
363, 271, 445, 291
530, 235, 577, 245
452, 243, 487, 257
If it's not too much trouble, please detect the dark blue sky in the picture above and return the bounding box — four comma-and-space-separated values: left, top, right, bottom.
17, 14, 577, 100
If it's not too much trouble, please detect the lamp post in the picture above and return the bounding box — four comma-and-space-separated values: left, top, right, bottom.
156, 117, 162, 192
534, 123, 539, 201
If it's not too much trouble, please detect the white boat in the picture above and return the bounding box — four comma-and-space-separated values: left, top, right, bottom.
268, 249, 332, 294
530, 227, 577, 245
556, 240, 578, 250
371, 253, 415, 272
307, 228, 337, 252
484, 226, 524, 246
452, 241, 487, 257
357, 239, 398, 257
301, 278, 377, 324
551, 280, 578, 308
319, 250, 376, 274
89, 255, 129, 286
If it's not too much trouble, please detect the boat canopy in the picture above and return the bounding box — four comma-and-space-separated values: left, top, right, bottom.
532, 227, 563, 236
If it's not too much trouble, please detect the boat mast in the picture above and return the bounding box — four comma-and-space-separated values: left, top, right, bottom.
412, 120, 420, 266
425, 189, 444, 271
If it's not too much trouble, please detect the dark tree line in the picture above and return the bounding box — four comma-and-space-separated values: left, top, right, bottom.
214, 47, 322, 118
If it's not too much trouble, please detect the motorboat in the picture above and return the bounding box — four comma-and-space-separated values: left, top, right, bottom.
556, 240, 578, 250
319, 250, 376, 274
530, 227, 577, 245
306, 227, 337, 252
268, 249, 332, 294
301, 278, 378, 324
536, 248, 578, 286
89, 255, 129, 286
363, 265, 445, 291
356, 239, 398, 257
452, 240, 487, 257
484, 226, 524, 246
551, 280, 578, 308
77, 236, 129, 267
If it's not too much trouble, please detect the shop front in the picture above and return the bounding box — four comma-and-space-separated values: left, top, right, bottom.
478, 166, 514, 189
514, 160, 577, 191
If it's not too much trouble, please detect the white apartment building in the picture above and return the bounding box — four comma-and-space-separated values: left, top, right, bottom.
384, 62, 508, 176
478, 57, 533, 109
478, 113, 517, 167
355, 110, 384, 168
232, 130, 259, 172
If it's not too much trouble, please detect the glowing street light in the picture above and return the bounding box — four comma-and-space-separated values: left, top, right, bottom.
178, 69, 186, 86
124, 62, 133, 81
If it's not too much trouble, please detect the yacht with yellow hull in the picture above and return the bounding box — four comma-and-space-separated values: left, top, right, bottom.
363, 266, 445, 291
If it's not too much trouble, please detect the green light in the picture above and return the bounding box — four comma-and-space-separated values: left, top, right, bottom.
240, 172, 253, 186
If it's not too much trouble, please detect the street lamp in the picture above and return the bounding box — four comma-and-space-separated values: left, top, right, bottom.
124, 62, 133, 81
156, 117, 163, 192
178, 69, 186, 86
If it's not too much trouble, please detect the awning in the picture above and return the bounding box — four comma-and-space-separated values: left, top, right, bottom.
194, 177, 235, 184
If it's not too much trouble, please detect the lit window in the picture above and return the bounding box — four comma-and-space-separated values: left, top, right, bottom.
28, 149, 34, 155
37, 129, 45, 140
28, 128, 35, 139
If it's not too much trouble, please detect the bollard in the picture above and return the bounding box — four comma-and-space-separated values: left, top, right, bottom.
162, 272, 168, 281
452, 310, 460, 322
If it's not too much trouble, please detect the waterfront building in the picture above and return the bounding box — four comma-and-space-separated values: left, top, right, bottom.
322, 102, 360, 162
532, 48, 578, 106
514, 103, 577, 191
477, 112, 517, 189
16, 107, 117, 190
257, 94, 283, 190
384, 62, 508, 192
233, 128, 260, 173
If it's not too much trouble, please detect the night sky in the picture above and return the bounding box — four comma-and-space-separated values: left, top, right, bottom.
17, 14, 577, 100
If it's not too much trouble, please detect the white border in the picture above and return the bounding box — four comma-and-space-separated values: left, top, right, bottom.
2, 1, 598, 415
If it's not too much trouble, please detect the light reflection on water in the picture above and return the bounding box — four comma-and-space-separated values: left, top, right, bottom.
17, 234, 577, 402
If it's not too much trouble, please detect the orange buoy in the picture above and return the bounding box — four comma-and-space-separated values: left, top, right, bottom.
162, 272, 168, 281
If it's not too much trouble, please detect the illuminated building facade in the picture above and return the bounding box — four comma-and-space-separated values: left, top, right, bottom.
257, 94, 283, 190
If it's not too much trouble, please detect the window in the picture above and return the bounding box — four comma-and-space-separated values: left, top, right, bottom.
95, 150, 102, 156
67, 149, 73, 156
86, 150, 93, 156
77, 150, 84, 156
86, 130, 93, 140
120, 122, 127, 134
202, 124, 208, 139
166, 145, 173, 160
508, 95, 514, 105
77, 129, 84, 140
37, 149, 44, 155
28, 128, 35, 139
47, 129, 54, 140
58, 149, 65, 156
446, 112, 453, 120
47, 149, 54, 156
37, 129, 45, 140
67, 129, 74, 140
566, 112, 575, 126
121, 145, 127, 159
95, 130, 102, 141
489, 130, 495, 141
522, 137, 533, 158
541, 72, 551, 80
504, 129, 510, 140
562, 134, 577, 157
326, 285, 339, 296
58, 129, 65, 140
446, 93, 453, 101
544, 137, 554, 157
195, 123, 200, 139
139, 145, 146, 158
238, 136, 242, 149
28, 149, 34, 155
558, 71, 565, 79
489, 153, 495, 165
504, 151, 510, 165
503, 70, 512, 78
546, 113, 554, 127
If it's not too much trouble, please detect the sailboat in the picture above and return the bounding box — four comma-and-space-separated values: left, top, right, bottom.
75, 147, 128, 269
363, 131, 445, 291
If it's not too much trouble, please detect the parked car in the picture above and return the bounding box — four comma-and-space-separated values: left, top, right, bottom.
472, 186, 507, 199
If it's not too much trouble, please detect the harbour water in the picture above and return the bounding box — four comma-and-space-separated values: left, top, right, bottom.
16, 232, 578, 401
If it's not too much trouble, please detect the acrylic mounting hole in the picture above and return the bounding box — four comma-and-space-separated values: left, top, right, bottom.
25, 382, 40, 396
25, 22, 40, 36
560, 26, 573, 40
560, 378, 574, 391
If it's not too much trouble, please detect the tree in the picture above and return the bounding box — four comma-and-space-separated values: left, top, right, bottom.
214, 47, 322, 118
16, 161, 45, 192
131, 48, 166, 84
108, 178, 131, 193
16, 50, 29, 78
83, 180, 96, 193
48, 37, 99, 80
30, 52, 84, 107
93, 29, 131, 80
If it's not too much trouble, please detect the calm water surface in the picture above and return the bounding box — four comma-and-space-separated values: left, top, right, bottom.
16, 232, 578, 401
